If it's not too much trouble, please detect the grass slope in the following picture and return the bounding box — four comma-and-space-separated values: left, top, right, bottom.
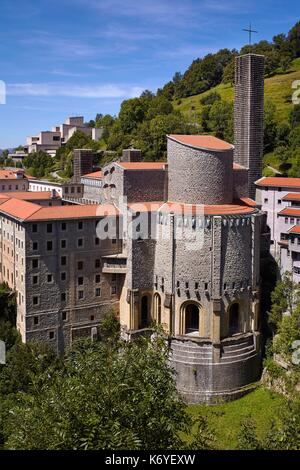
187, 386, 285, 449
174, 58, 300, 124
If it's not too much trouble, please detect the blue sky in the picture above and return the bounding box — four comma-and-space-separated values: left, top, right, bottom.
0, 0, 299, 147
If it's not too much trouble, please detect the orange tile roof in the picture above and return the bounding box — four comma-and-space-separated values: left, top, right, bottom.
82, 170, 103, 179
117, 162, 167, 170
160, 201, 256, 216
26, 204, 119, 221
128, 202, 164, 213
2, 191, 59, 200
168, 134, 233, 152
239, 197, 258, 207
0, 198, 118, 221
233, 162, 247, 170
0, 169, 26, 180
282, 193, 300, 201
278, 208, 300, 216
256, 177, 300, 189
0, 198, 42, 220
288, 226, 300, 234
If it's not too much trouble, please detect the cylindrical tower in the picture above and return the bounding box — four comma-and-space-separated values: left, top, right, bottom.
167, 135, 234, 205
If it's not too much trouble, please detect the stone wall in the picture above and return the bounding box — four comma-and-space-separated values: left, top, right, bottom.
167, 138, 233, 205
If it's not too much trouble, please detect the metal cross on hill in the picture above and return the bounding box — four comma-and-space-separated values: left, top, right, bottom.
243, 22, 258, 46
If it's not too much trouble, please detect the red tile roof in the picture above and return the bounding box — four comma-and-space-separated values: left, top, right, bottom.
0, 169, 26, 180
0, 199, 118, 221
128, 202, 164, 213
117, 162, 167, 170
82, 170, 103, 179
282, 193, 300, 201
160, 201, 256, 216
256, 177, 300, 189
2, 191, 59, 200
233, 162, 247, 170
278, 208, 300, 216
288, 226, 300, 234
27, 204, 119, 221
168, 134, 233, 151
0, 198, 42, 220
239, 197, 258, 207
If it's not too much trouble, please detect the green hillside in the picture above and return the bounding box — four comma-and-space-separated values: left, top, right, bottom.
174, 58, 300, 124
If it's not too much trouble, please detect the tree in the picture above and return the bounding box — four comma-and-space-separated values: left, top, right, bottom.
288, 21, 300, 58
23, 150, 54, 178
264, 101, 278, 153
3, 315, 211, 450
237, 416, 261, 450
268, 272, 300, 332
289, 104, 300, 128
208, 100, 233, 142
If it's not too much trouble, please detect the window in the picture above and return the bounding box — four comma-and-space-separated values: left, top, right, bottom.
285, 217, 289, 224
277, 199, 281, 205
95, 288, 101, 297
61, 222, 66, 231
33, 241, 38, 250
111, 285, 116, 295
53, 135, 60, 141
47, 274, 53, 283
61, 239, 67, 249
78, 221, 83, 230
34, 316, 39, 325
232, 282, 236, 289
95, 259, 100, 268
71, 187, 75, 194
32, 259, 39, 269
32, 275, 39, 285
77, 238, 83, 248
77, 261, 83, 270
61, 272, 66, 281
291, 218, 295, 224
77, 187, 81, 193
95, 237, 100, 246
185, 282, 189, 289
47, 240, 53, 251
62, 311, 67, 321
291, 237, 295, 244
49, 331, 55, 340
32, 224, 38, 233
95, 274, 101, 283
61, 256, 67, 266
204, 282, 208, 290
264, 198, 268, 203
61, 292, 66, 302
90, 315, 95, 321
65, 187, 69, 194
78, 290, 84, 300
33, 296, 39, 306
224, 282, 227, 290
78, 276, 84, 286
46, 223, 53, 233
112, 239, 117, 245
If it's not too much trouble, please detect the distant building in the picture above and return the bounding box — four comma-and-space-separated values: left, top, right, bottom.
0, 169, 29, 192
72, 149, 94, 182
28, 177, 83, 200
7, 150, 28, 164
26, 116, 103, 155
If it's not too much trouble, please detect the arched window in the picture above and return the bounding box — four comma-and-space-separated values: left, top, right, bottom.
153, 293, 161, 324
140, 296, 149, 328
185, 303, 199, 334
228, 303, 240, 336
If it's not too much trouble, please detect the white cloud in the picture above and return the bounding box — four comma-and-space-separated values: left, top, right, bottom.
7, 83, 144, 99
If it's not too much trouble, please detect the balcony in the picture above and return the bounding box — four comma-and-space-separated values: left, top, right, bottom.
102, 254, 127, 273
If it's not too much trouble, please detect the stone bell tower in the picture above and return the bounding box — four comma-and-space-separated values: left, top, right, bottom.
234, 53, 265, 200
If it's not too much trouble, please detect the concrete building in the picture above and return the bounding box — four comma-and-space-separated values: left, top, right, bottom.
28, 178, 83, 200
81, 171, 103, 204
234, 54, 265, 199
0, 169, 29, 192
256, 176, 300, 279
26, 116, 103, 155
